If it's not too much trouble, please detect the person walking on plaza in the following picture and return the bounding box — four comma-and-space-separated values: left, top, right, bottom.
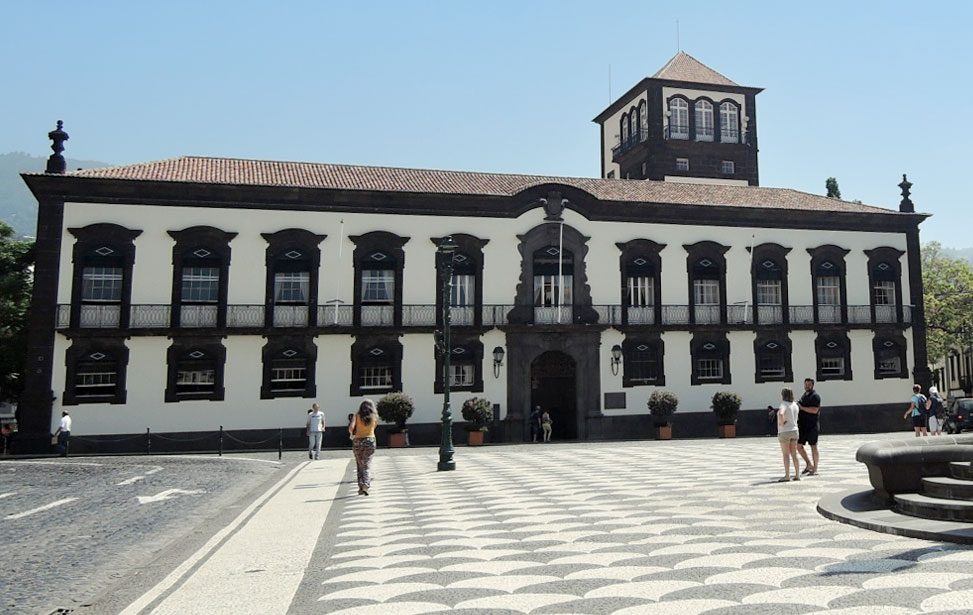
926, 386, 945, 436
306, 403, 325, 459
349, 399, 377, 495
904, 384, 928, 437
529, 406, 541, 442
776, 388, 801, 482
54, 410, 71, 457
797, 378, 821, 476
541, 410, 553, 442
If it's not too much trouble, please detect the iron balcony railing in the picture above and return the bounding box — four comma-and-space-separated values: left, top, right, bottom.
611, 128, 649, 160
56, 303, 913, 330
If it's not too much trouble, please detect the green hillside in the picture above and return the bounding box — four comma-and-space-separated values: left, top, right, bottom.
0, 152, 110, 237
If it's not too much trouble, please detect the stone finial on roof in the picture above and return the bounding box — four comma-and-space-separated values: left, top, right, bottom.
898, 173, 914, 213
46, 120, 69, 174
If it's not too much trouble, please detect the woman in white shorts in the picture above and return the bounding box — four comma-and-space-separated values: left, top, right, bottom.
777, 388, 801, 482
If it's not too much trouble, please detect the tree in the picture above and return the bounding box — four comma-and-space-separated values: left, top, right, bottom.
0, 220, 33, 403
922, 241, 973, 363
825, 177, 841, 199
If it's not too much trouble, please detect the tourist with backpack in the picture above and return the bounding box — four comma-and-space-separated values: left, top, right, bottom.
926, 386, 945, 436
903, 384, 928, 437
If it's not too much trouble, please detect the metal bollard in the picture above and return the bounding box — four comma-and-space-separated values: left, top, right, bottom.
219, 425, 223, 457
278, 428, 283, 461
146, 427, 151, 455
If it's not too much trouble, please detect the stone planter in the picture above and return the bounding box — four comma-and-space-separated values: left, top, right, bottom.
655, 425, 672, 440
388, 431, 408, 448
718, 424, 736, 438
467, 430, 485, 446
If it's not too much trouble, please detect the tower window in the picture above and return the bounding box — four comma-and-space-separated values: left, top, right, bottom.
721, 160, 735, 174
676, 158, 690, 172
669, 99, 689, 139
720, 102, 740, 143
695, 100, 714, 142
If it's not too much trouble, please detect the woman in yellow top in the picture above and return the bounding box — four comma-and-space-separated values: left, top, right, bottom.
348, 399, 377, 495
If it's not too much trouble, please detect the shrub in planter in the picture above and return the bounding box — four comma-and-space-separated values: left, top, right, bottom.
461, 397, 492, 432
712, 391, 742, 426
647, 390, 678, 427
377, 392, 414, 433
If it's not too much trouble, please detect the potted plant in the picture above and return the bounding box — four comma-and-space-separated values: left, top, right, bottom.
377, 392, 414, 447
712, 391, 742, 438
461, 397, 492, 446
647, 390, 678, 440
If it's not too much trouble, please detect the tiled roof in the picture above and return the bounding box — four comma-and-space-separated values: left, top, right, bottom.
58, 156, 898, 215
651, 51, 739, 87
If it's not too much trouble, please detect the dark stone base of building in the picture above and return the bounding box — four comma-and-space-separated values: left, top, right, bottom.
6, 403, 907, 455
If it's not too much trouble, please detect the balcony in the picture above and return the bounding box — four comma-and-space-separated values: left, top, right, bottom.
611, 129, 649, 161
55, 303, 914, 331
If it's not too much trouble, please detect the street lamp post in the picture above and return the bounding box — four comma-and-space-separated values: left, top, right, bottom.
437, 236, 457, 471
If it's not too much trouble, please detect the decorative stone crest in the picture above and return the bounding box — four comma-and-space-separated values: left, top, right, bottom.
536, 190, 570, 221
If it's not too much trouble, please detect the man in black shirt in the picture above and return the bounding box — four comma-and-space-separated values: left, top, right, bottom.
797, 378, 821, 475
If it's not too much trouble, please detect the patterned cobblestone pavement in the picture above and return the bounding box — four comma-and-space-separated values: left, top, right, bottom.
0, 455, 282, 615
290, 433, 973, 615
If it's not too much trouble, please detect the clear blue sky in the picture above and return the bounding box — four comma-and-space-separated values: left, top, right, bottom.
3, 1, 970, 247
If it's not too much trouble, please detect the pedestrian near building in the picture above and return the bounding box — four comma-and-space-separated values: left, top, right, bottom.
541, 410, 553, 442
349, 399, 377, 495
54, 410, 71, 457
904, 384, 928, 437
776, 388, 801, 482
529, 406, 541, 443
306, 403, 325, 459
797, 378, 820, 476
926, 386, 945, 436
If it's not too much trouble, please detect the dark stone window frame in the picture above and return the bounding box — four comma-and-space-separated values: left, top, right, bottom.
62, 339, 129, 405
431, 234, 488, 328
165, 337, 226, 403
865, 246, 906, 323
749, 243, 791, 325
692, 95, 717, 143
716, 98, 742, 144
168, 226, 237, 328
753, 332, 793, 384
872, 331, 908, 380
262, 229, 327, 328
349, 335, 403, 397
349, 232, 409, 328
665, 94, 692, 140
621, 335, 665, 388
814, 330, 853, 382
808, 245, 850, 325
68, 223, 142, 329
616, 239, 665, 327
684, 241, 730, 326
690, 331, 731, 385
260, 336, 318, 399
433, 335, 484, 394
509, 223, 598, 324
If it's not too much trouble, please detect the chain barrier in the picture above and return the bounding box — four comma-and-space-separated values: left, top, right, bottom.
223, 432, 282, 446
72, 434, 145, 444
152, 433, 219, 443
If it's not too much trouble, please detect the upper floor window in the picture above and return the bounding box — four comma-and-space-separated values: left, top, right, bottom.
866, 247, 904, 325
351, 231, 409, 328
669, 98, 689, 139
693, 259, 721, 324
808, 245, 850, 326
170, 226, 236, 329
755, 259, 783, 324
362, 266, 394, 304
695, 100, 714, 142
638, 101, 648, 141
69, 224, 141, 329
720, 102, 739, 143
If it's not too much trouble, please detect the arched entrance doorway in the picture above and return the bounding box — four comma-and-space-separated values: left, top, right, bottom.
530, 351, 577, 440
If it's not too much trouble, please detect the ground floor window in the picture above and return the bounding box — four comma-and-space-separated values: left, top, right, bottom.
63, 341, 129, 405
873, 335, 907, 379
690, 333, 730, 385
815, 332, 852, 382
166, 340, 226, 402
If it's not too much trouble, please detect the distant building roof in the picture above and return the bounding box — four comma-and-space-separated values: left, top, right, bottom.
651, 51, 739, 87
50, 156, 903, 216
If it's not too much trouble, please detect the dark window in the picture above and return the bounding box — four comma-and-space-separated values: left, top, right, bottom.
815, 332, 853, 382
169, 226, 236, 329
166, 340, 226, 402
622, 338, 664, 387
690, 333, 731, 385
866, 247, 905, 325
350, 337, 402, 397
262, 229, 326, 328
350, 232, 408, 328
261, 338, 317, 399
873, 334, 907, 379
754, 335, 792, 383
685, 241, 729, 327
434, 338, 484, 394
68, 224, 141, 329
63, 340, 129, 405
808, 245, 850, 325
